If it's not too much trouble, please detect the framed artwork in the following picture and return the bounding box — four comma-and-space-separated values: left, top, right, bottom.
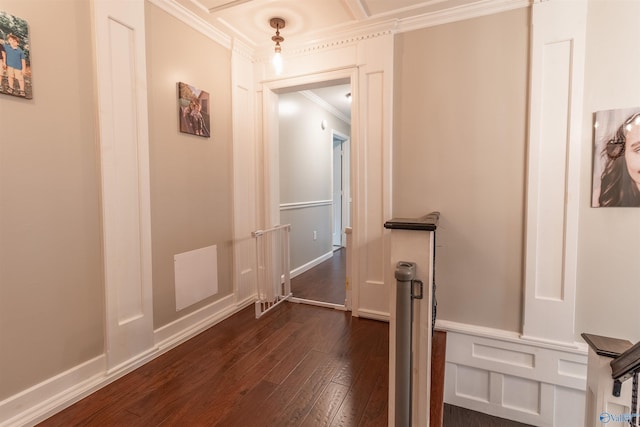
0, 11, 32, 99
592, 107, 640, 207
178, 82, 210, 138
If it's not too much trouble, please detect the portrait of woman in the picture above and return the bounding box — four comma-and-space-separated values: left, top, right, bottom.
592, 108, 640, 207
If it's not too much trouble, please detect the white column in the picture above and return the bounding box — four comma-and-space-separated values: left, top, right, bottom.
231, 40, 259, 304
355, 32, 395, 321
522, 0, 588, 346
92, 0, 155, 370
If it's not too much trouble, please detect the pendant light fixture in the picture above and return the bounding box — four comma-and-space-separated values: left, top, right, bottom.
270, 17, 285, 75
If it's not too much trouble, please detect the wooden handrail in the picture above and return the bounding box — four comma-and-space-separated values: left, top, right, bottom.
611, 340, 640, 382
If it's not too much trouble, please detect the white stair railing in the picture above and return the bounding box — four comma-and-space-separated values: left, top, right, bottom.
252, 224, 292, 318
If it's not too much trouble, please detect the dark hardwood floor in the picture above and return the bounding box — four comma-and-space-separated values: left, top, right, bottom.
38, 256, 530, 427
443, 404, 534, 427
291, 248, 346, 306
38, 302, 388, 427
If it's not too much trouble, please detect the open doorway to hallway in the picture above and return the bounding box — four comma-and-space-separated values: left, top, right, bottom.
275, 80, 351, 308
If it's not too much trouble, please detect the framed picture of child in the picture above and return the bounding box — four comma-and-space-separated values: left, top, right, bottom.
0, 11, 32, 99
591, 107, 640, 207
178, 82, 211, 138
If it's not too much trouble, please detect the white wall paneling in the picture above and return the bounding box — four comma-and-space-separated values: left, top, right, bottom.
92, 0, 155, 372
522, 0, 588, 346
232, 40, 259, 303
440, 320, 588, 426
355, 34, 394, 320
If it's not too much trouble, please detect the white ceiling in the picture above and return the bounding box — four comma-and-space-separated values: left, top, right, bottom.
173, 0, 486, 48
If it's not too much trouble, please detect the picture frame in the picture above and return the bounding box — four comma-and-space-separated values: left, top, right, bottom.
178, 82, 210, 138
0, 11, 32, 99
592, 107, 640, 207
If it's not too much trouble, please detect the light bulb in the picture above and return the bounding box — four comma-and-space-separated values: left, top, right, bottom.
272, 51, 283, 75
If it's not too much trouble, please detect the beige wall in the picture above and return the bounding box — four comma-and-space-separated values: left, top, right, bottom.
393, 8, 530, 332
0, 0, 104, 400
145, 4, 234, 328
575, 0, 640, 343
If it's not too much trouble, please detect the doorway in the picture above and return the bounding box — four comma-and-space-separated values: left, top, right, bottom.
332, 131, 350, 249
271, 77, 352, 309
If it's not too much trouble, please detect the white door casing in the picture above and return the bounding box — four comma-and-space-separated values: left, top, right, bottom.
333, 137, 343, 247
260, 32, 393, 319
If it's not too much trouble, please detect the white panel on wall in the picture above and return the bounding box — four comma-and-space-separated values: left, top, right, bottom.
108, 18, 144, 324
554, 386, 585, 427
535, 40, 571, 301
93, 0, 154, 370
442, 321, 587, 426
473, 344, 534, 368
558, 358, 587, 379
357, 62, 392, 320
174, 245, 218, 310
232, 42, 257, 304
503, 375, 540, 414
365, 71, 384, 284
522, 0, 587, 346
456, 365, 490, 402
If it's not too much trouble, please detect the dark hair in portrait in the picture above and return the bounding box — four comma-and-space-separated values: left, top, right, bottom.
598, 112, 640, 207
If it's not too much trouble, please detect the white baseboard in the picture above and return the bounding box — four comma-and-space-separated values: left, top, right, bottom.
357, 308, 390, 322
0, 356, 106, 427
154, 293, 254, 350
436, 319, 588, 426
289, 296, 346, 310
0, 294, 255, 427
290, 251, 333, 279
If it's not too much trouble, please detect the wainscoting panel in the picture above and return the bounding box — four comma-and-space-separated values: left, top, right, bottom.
440, 320, 587, 426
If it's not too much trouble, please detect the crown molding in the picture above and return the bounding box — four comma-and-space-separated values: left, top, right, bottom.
253, 20, 396, 64
155, 0, 531, 61
231, 38, 254, 60
396, 0, 532, 33
299, 90, 351, 125
255, 0, 531, 61
148, 0, 231, 49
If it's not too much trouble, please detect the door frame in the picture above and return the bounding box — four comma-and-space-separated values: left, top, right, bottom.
261, 67, 359, 313
332, 130, 350, 248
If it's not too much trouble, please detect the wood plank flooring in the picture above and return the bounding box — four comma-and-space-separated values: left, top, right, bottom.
291, 248, 346, 306
38, 303, 389, 427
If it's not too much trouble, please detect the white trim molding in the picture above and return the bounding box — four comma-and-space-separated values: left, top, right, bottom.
0, 356, 106, 427
290, 251, 334, 279
148, 0, 232, 49
438, 320, 588, 426
280, 200, 333, 211
397, 0, 531, 34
